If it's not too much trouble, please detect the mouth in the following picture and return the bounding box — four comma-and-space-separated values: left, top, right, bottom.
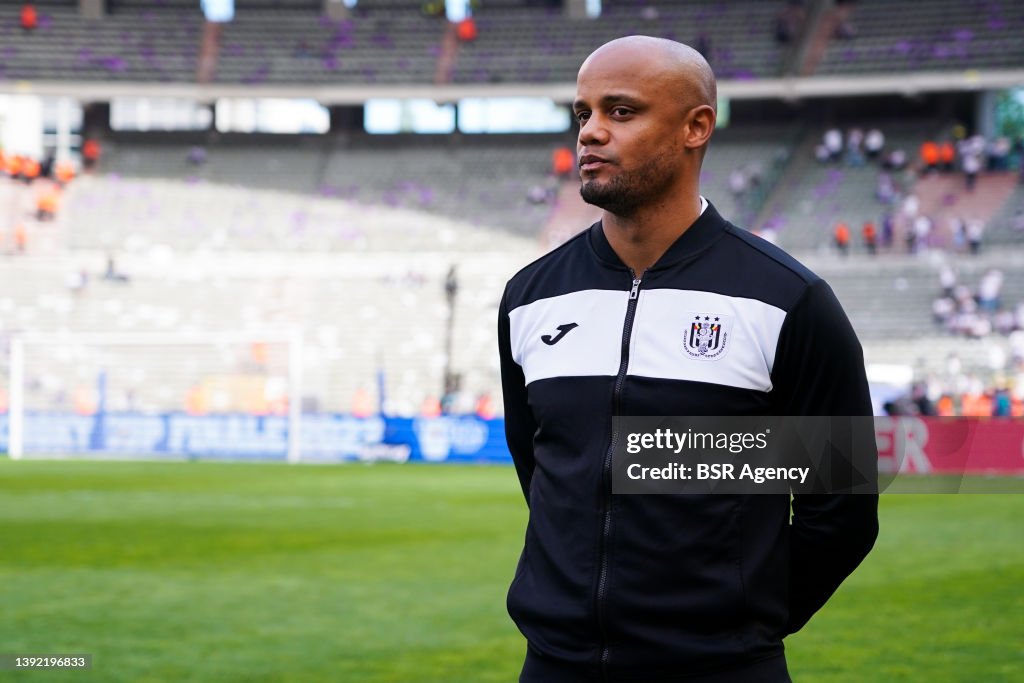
579, 155, 611, 173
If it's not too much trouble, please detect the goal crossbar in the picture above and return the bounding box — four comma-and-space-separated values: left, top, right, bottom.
6, 330, 304, 462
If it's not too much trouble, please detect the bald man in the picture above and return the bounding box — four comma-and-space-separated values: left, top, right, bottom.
498, 36, 878, 682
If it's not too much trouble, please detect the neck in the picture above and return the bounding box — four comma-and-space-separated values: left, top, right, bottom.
602, 193, 703, 275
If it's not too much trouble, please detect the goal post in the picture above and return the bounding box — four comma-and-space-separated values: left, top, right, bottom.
6, 330, 304, 462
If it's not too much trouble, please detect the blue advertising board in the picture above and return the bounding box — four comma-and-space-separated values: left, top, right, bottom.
0, 412, 513, 463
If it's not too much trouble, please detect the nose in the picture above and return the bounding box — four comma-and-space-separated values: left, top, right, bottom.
577, 114, 609, 148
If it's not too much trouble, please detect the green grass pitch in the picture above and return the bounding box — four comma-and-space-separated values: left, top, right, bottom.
1, 459, 1022, 682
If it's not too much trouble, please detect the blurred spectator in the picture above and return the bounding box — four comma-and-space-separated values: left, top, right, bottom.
935, 394, 955, 416
939, 263, 957, 297
728, 167, 747, 199
992, 387, 1013, 417
40, 151, 54, 179
989, 137, 1011, 171
864, 128, 884, 159
65, 269, 88, 297
475, 393, 495, 420
823, 128, 842, 162
880, 212, 894, 248
949, 216, 966, 252
1011, 208, 1024, 235
55, 160, 75, 186
977, 269, 1003, 313
846, 128, 865, 167
861, 220, 877, 254
35, 186, 59, 221
103, 253, 130, 283
834, 16, 856, 39
962, 151, 981, 191
960, 390, 992, 417
882, 148, 907, 171
912, 215, 932, 252
994, 309, 1016, 336
185, 385, 208, 415
552, 146, 574, 178
23, 157, 41, 184
966, 218, 983, 254
875, 171, 895, 204
1019, 139, 1024, 184
833, 221, 850, 256
6, 154, 24, 179
901, 192, 919, 221
351, 387, 374, 418
187, 146, 208, 167
695, 31, 712, 59
932, 296, 955, 324
919, 140, 939, 174
938, 140, 955, 172
420, 395, 442, 417
774, 4, 801, 44
82, 139, 101, 171
527, 184, 551, 205
20, 3, 37, 32
456, 17, 477, 42
14, 223, 27, 253
910, 382, 936, 416
882, 396, 918, 416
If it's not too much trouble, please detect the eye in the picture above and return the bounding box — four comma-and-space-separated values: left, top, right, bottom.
611, 106, 633, 118
575, 111, 591, 123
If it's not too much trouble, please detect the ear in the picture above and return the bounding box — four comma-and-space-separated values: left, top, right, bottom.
683, 104, 716, 150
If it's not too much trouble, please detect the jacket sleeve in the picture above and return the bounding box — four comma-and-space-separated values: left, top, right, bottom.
770, 278, 880, 635
498, 287, 537, 505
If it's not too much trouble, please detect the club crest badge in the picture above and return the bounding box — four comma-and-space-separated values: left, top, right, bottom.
684, 314, 730, 360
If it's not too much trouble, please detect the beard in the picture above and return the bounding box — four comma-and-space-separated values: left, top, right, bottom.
579, 144, 680, 217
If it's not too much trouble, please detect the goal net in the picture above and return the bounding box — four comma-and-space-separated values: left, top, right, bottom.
4, 331, 303, 461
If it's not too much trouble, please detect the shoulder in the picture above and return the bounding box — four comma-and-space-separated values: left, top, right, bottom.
722, 223, 820, 288
502, 225, 603, 311
693, 218, 823, 315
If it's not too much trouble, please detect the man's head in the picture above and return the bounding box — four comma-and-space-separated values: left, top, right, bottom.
573, 36, 717, 217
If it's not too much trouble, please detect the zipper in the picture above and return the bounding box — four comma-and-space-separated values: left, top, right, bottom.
596, 270, 644, 680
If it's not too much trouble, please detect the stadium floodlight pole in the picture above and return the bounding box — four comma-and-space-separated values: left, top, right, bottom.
8, 336, 24, 460
287, 328, 304, 464
443, 265, 458, 406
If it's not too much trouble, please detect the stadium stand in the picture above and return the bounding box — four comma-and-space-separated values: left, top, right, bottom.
0, 0, 795, 86
214, 1, 445, 85
1, 1, 1023, 423
81, 125, 797, 244
453, 0, 788, 84
0, 1, 201, 82
815, 0, 1024, 75
63, 172, 538, 252
985, 180, 1024, 246
0, 246, 527, 416
757, 121, 945, 251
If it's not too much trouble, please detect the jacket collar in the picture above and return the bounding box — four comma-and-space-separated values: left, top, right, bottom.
588, 198, 728, 272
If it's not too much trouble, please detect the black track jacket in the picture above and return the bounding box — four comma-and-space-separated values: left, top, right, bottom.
498, 200, 879, 682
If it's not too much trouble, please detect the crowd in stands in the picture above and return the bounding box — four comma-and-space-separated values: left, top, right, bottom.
0, 144, 88, 254
887, 260, 1024, 417
884, 377, 1022, 417
818, 124, 1024, 256
932, 265, 1023, 339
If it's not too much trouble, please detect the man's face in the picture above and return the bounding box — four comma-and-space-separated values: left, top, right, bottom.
573, 48, 689, 216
